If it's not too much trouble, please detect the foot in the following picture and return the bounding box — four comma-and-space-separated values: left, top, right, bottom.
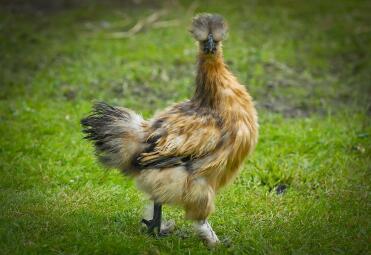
141, 218, 160, 235
141, 219, 176, 235
142, 203, 162, 235
193, 220, 220, 247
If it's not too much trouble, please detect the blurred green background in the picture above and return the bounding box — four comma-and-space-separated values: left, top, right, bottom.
0, 0, 370, 254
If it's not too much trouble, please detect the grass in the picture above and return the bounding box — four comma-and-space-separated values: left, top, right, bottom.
0, 0, 370, 254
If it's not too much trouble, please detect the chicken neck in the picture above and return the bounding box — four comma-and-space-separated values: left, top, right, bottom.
193, 49, 233, 109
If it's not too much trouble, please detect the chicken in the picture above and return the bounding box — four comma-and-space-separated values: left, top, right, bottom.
81, 13, 258, 246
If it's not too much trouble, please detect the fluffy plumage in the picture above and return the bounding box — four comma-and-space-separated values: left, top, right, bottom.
190, 13, 228, 41
81, 13, 258, 244
81, 102, 147, 174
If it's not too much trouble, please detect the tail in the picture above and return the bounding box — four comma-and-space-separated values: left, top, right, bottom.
81, 102, 147, 174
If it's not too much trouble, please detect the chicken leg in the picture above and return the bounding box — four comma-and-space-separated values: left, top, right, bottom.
141, 203, 162, 235
141, 201, 176, 236
193, 220, 220, 247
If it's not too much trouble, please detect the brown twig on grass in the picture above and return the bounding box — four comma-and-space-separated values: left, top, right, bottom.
108, 10, 167, 38
152, 19, 180, 28
186, 1, 199, 17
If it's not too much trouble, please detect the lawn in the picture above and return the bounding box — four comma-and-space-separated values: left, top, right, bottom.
0, 0, 370, 254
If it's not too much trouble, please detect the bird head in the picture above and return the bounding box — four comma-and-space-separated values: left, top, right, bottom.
190, 13, 228, 55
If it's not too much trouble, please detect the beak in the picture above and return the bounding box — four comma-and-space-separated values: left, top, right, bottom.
203, 34, 216, 54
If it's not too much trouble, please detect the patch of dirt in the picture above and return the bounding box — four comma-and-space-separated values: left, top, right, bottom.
254, 60, 340, 117
61, 84, 78, 101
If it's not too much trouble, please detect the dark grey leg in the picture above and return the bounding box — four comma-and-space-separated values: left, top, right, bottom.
141, 203, 162, 235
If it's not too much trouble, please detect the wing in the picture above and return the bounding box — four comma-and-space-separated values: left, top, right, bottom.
136, 102, 223, 169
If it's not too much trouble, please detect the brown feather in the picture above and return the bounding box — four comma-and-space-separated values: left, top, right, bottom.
83, 14, 258, 222
136, 18, 258, 219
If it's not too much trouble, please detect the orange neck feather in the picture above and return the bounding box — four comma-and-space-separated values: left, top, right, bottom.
193, 49, 229, 108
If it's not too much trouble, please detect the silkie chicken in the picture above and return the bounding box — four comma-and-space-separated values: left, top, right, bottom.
81, 13, 258, 247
